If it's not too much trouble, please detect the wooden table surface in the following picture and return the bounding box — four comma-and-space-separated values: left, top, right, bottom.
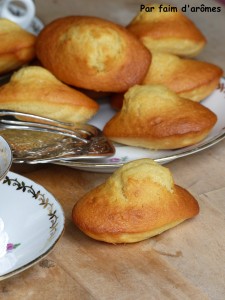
1, 0, 225, 299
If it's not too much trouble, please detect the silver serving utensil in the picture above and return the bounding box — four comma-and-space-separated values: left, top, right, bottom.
0, 110, 115, 163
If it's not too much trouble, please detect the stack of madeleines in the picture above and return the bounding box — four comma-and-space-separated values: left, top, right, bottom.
0, 3, 220, 244
0, 3, 222, 148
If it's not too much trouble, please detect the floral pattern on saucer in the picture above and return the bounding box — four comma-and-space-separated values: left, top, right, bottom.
7, 243, 20, 251
0, 171, 64, 280
3, 176, 59, 240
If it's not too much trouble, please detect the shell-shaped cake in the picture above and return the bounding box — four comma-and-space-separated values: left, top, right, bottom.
72, 159, 199, 244
0, 66, 99, 123
0, 19, 36, 75
127, 3, 206, 57
35, 16, 151, 92
104, 84, 217, 149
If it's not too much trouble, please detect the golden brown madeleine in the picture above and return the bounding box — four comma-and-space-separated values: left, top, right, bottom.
103, 85, 217, 149
72, 159, 199, 244
0, 66, 99, 123
35, 16, 151, 92
143, 52, 223, 102
127, 3, 206, 57
0, 19, 36, 75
